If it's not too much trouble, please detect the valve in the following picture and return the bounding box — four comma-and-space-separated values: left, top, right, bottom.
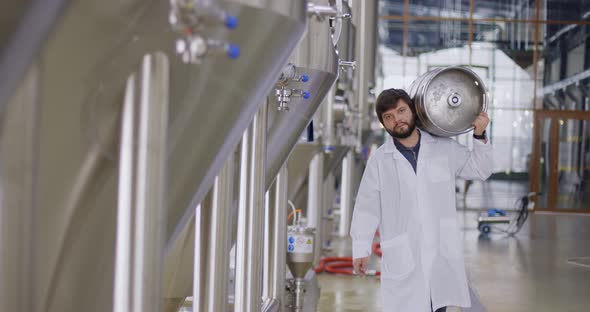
275, 86, 311, 111
308, 2, 352, 20
275, 63, 311, 111
339, 60, 356, 71
278, 63, 311, 84
175, 37, 240, 63
170, 0, 240, 63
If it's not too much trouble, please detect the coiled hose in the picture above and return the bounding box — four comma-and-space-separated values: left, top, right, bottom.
314, 243, 382, 276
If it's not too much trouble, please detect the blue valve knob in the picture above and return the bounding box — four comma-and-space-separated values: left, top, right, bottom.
323, 145, 335, 152
225, 15, 238, 29
301, 75, 309, 82
227, 44, 240, 59
302, 91, 311, 99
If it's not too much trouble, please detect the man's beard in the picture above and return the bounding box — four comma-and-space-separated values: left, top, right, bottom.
386, 119, 416, 139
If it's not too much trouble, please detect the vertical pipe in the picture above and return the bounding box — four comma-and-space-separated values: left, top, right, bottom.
323, 85, 336, 151
263, 165, 288, 310
235, 130, 250, 309
322, 172, 335, 250
235, 103, 267, 312
339, 150, 354, 237
0, 64, 39, 312
468, 0, 474, 65
113, 53, 169, 312
354, 0, 377, 152
307, 152, 324, 265
193, 153, 234, 311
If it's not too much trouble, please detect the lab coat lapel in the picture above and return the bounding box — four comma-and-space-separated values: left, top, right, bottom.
384, 136, 417, 190
416, 130, 437, 177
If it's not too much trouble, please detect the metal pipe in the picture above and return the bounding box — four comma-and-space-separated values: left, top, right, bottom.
339, 149, 354, 237
193, 153, 234, 311
113, 53, 169, 312
322, 172, 335, 250
235, 103, 268, 312
261, 299, 281, 312
307, 152, 324, 265
0, 63, 39, 312
263, 166, 288, 307
353, 0, 377, 152
323, 84, 336, 151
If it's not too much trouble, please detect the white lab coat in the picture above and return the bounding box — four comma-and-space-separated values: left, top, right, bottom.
350, 130, 493, 312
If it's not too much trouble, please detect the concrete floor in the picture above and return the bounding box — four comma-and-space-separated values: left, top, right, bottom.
317, 181, 590, 312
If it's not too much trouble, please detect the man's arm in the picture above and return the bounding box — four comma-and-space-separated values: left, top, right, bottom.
453, 112, 493, 180
350, 155, 381, 275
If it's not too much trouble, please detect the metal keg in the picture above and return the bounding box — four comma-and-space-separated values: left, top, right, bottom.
408, 66, 488, 137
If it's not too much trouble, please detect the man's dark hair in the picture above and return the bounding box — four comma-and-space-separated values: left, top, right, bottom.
375, 88, 416, 125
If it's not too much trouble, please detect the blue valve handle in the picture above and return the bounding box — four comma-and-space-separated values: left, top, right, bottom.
227, 44, 240, 59
302, 91, 311, 99
225, 15, 238, 29
301, 74, 309, 82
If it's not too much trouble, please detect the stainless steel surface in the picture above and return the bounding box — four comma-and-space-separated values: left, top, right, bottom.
266, 9, 338, 189
0, 64, 39, 312
113, 53, 168, 312
0, 1, 309, 310
322, 172, 336, 250
322, 84, 337, 151
286, 270, 321, 312
261, 298, 280, 312
286, 144, 321, 214
338, 149, 354, 237
165, 0, 306, 252
263, 166, 288, 308
307, 152, 324, 265
409, 66, 488, 137
235, 104, 268, 312
193, 153, 234, 311
0, 0, 67, 113
286, 227, 316, 279
352, 0, 377, 151
335, 1, 355, 88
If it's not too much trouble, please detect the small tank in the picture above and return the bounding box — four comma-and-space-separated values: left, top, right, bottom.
286, 226, 315, 279
408, 66, 488, 137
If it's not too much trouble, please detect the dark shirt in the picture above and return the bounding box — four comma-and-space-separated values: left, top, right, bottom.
393, 130, 421, 173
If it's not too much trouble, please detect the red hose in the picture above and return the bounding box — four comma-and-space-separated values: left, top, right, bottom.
314, 243, 383, 276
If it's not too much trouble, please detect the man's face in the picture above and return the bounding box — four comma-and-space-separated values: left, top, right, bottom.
381, 100, 416, 139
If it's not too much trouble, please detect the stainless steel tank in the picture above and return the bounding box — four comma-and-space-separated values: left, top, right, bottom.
286, 225, 315, 312
408, 66, 489, 137
286, 226, 315, 279
0, 1, 307, 311
265, 2, 339, 187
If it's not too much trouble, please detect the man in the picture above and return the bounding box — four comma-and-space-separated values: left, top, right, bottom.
350, 88, 493, 312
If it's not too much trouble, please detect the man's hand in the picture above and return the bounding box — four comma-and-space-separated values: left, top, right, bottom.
353, 257, 369, 276
472, 111, 489, 136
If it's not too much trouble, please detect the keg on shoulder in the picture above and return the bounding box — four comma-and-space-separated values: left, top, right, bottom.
408, 66, 488, 137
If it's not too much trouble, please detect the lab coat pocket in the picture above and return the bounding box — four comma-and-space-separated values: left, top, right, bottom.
428, 157, 451, 182
380, 233, 415, 279
439, 218, 463, 259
